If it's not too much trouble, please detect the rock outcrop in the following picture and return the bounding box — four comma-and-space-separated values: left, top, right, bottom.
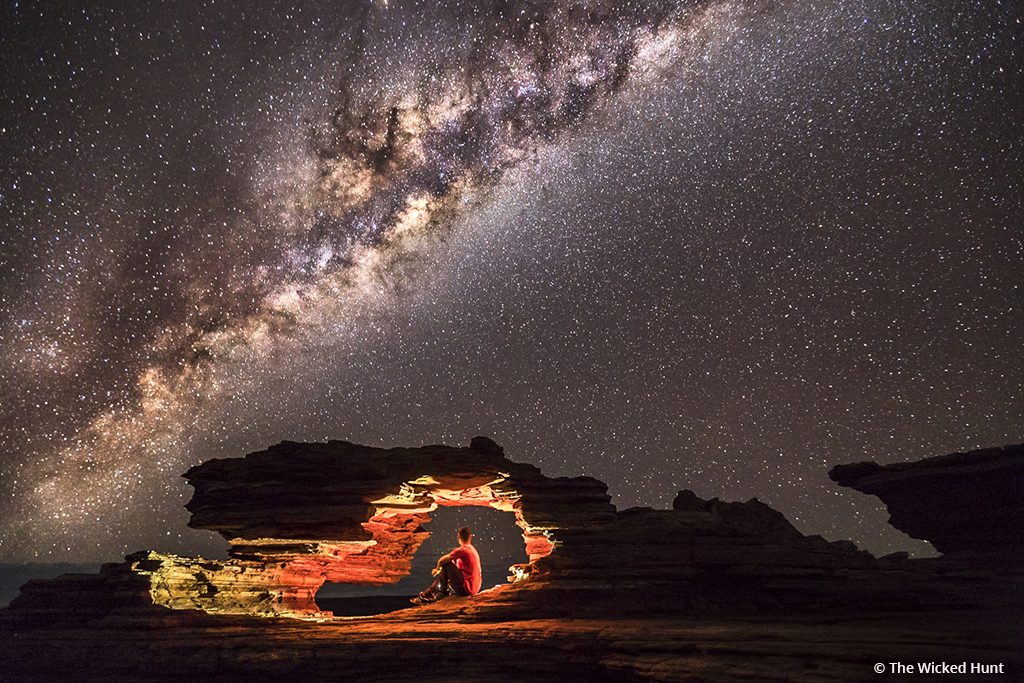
2, 437, 1023, 681
829, 442, 1024, 564
169, 436, 615, 615
10, 437, 618, 619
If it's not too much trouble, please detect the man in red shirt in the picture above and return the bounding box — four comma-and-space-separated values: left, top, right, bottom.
412, 526, 482, 604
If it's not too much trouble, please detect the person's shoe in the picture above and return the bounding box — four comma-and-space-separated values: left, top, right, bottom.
410, 589, 440, 605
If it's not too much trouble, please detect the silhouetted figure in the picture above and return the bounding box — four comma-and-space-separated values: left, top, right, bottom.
411, 526, 482, 604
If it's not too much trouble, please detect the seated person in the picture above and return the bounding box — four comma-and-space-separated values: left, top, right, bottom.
412, 525, 482, 604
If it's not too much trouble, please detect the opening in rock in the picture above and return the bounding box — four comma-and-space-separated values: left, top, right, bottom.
316, 506, 529, 617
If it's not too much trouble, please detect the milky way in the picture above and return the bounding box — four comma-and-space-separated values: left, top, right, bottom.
1, 0, 1021, 562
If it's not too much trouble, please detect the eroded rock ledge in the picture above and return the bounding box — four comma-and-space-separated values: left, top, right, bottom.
829, 442, 1024, 562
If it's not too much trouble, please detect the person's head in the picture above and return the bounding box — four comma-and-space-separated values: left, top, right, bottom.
457, 526, 472, 546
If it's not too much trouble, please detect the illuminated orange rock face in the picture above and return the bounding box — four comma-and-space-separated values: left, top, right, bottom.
161, 437, 610, 617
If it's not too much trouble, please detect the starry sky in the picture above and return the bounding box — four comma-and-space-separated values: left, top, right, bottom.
1, 0, 1021, 564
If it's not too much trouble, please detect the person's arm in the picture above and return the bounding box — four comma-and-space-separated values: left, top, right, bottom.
431, 551, 454, 576
433, 547, 466, 574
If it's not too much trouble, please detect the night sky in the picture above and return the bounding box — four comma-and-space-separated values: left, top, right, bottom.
1, 0, 1021, 564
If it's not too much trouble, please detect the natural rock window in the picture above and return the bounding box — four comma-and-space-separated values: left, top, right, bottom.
133, 438, 613, 619
315, 505, 530, 617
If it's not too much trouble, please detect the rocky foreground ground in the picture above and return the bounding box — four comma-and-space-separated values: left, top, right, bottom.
4, 595, 1021, 681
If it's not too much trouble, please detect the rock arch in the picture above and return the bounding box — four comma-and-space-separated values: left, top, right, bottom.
141, 437, 613, 618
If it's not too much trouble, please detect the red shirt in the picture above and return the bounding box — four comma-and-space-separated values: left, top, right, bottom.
449, 544, 482, 596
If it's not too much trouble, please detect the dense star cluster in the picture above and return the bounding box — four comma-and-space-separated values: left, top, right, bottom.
0, 0, 1021, 562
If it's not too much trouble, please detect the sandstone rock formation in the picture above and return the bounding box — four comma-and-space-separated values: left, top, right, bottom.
2, 437, 1023, 681
829, 442, 1024, 563
170, 435, 614, 616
